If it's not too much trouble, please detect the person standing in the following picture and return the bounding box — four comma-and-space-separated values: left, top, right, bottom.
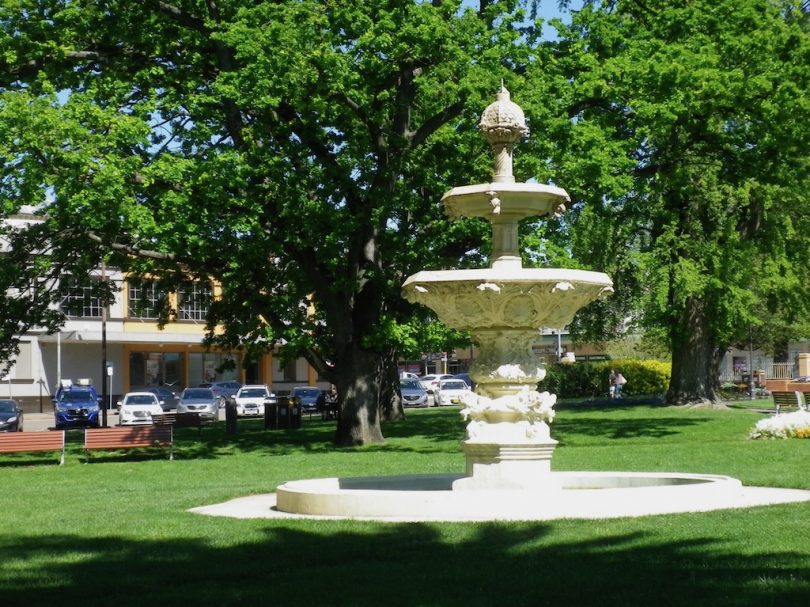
611, 369, 626, 399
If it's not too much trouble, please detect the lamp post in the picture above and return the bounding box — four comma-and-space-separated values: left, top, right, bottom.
101, 259, 108, 427
748, 325, 755, 400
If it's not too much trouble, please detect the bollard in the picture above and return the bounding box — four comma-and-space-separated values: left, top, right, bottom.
225, 400, 238, 434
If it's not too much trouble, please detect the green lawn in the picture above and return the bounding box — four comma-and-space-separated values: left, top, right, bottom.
2, 404, 809, 606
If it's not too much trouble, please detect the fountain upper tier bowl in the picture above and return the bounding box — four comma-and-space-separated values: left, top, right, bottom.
402, 268, 613, 331
441, 182, 570, 220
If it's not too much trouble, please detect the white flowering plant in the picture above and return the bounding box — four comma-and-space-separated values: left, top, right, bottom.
749, 410, 810, 440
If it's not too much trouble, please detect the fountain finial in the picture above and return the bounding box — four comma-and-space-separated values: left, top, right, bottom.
479, 84, 528, 183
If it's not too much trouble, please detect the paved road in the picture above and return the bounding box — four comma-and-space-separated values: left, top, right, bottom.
21, 408, 226, 432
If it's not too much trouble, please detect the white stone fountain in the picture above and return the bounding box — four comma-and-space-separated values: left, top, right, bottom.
192, 88, 810, 522
401, 84, 612, 493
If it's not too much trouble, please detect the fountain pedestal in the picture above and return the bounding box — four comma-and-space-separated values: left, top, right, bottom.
453, 439, 559, 491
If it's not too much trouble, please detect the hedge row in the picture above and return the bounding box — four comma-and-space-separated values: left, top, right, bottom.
538, 359, 671, 399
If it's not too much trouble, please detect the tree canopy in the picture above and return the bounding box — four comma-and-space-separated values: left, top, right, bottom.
1, 0, 550, 444
1, 0, 808, 442
536, 0, 810, 402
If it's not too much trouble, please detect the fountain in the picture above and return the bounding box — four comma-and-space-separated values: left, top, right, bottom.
191, 88, 810, 521
401, 84, 612, 493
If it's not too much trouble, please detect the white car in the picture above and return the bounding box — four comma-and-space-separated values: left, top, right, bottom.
234, 385, 273, 416
118, 391, 164, 426
418, 374, 454, 392
433, 379, 473, 406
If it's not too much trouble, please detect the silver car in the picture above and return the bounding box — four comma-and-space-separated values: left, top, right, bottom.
400, 379, 428, 408
177, 387, 218, 420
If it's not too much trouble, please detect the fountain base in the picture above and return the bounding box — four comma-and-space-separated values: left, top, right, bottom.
453, 440, 559, 491
235, 471, 810, 521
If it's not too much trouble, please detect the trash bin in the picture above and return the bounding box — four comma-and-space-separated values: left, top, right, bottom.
225, 401, 238, 434
288, 396, 302, 429
276, 397, 291, 429
264, 397, 278, 430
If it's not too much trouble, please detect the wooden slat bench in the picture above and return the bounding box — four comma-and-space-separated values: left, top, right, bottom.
772, 391, 804, 414
84, 426, 173, 461
0, 431, 66, 465
152, 412, 204, 435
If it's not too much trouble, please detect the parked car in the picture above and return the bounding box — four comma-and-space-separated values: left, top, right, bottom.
141, 386, 179, 412
290, 386, 322, 413
178, 387, 219, 420
418, 374, 454, 393
0, 399, 23, 432
198, 380, 242, 407
399, 371, 419, 380
233, 385, 273, 416
52, 378, 100, 428
453, 373, 476, 390
118, 392, 164, 426
433, 379, 473, 406
400, 379, 428, 408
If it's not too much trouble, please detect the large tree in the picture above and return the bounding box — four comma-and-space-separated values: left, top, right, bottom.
0, 1, 552, 444
535, 0, 810, 403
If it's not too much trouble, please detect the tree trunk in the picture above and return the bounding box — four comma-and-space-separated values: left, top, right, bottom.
379, 348, 406, 421
333, 345, 385, 446
666, 296, 720, 404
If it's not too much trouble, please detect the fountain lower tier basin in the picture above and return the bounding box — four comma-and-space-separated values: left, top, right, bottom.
402, 268, 613, 331
246, 472, 810, 521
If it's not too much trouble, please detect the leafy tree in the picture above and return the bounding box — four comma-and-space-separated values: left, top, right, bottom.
535, 0, 810, 403
0, 0, 553, 444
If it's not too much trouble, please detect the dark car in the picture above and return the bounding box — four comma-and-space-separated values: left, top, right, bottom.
141, 386, 179, 412
0, 399, 23, 432
52, 379, 100, 428
290, 386, 322, 413
198, 381, 242, 407
454, 373, 476, 390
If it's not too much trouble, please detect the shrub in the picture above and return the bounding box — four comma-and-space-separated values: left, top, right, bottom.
539, 359, 671, 399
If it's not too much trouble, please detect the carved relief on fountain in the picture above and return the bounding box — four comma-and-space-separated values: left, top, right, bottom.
404, 275, 613, 333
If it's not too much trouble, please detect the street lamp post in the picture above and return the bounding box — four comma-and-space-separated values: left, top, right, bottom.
748, 326, 755, 400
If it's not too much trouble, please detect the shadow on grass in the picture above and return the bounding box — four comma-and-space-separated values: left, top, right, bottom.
34, 409, 465, 464
2, 519, 808, 607
553, 411, 709, 443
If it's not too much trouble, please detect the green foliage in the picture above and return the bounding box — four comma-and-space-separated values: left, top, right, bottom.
540, 358, 671, 399
529, 0, 810, 401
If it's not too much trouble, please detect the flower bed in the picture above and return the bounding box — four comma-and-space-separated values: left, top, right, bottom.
750, 410, 810, 439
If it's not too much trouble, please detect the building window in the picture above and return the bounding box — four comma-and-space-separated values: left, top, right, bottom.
128, 280, 166, 320
60, 278, 106, 318
282, 359, 298, 382
178, 282, 212, 321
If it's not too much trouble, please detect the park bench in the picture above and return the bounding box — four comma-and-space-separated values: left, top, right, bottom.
84, 426, 173, 462
771, 390, 806, 414
152, 411, 205, 435
0, 431, 66, 465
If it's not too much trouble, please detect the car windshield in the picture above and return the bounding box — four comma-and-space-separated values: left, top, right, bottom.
0, 401, 16, 412
60, 391, 96, 403
125, 395, 157, 405
239, 389, 266, 398
183, 389, 214, 399
440, 381, 467, 390
400, 380, 422, 390
293, 388, 320, 398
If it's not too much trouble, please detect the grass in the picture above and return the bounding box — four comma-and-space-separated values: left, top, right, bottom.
1, 404, 809, 606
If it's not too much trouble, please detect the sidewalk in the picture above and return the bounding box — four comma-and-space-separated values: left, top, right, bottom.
23, 412, 120, 432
